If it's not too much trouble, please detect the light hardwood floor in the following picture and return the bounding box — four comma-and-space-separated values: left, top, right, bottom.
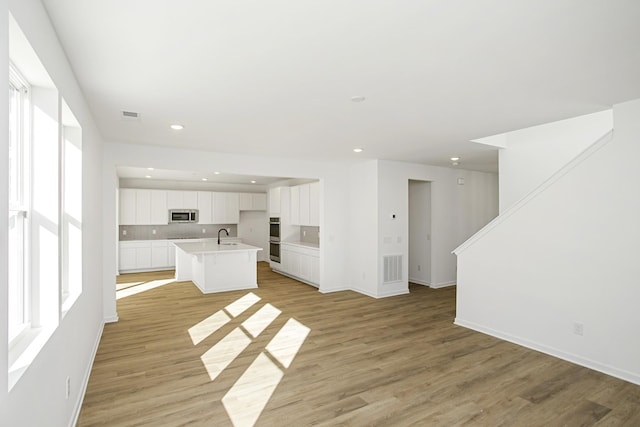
78, 263, 640, 426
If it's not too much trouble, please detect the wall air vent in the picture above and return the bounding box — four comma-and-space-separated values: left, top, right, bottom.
383, 254, 402, 283
121, 110, 140, 120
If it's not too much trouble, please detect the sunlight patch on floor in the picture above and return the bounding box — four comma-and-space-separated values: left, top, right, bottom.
265, 318, 311, 369
191, 291, 310, 427
225, 292, 261, 317
116, 279, 175, 300
222, 352, 284, 427
189, 310, 232, 345
241, 303, 281, 338
200, 328, 252, 381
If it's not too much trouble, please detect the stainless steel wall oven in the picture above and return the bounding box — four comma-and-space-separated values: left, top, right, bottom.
269, 217, 280, 262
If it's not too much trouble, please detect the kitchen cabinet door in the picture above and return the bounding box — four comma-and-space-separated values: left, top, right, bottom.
290, 186, 300, 225
197, 191, 213, 224
151, 242, 169, 268
225, 193, 239, 223
299, 253, 313, 282
238, 193, 252, 211
119, 247, 137, 270
119, 188, 136, 225
167, 190, 183, 209
183, 191, 198, 209
136, 247, 152, 269
150, 190, 168, 225
135, 189, 152, 225
269, 187, 281, 215
252, 193, 267, 211
309, 181, 320, 226
299, 184, 310, 226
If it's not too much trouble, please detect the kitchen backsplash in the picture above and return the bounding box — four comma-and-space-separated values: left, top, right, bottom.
300, 226, 320, 245
119, 224, 237, 241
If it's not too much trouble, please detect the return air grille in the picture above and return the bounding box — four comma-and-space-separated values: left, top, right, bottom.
383, 255, 402, 283
121, 110, 140, 120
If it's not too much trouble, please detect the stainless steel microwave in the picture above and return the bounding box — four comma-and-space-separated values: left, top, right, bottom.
169, 209, 198, 223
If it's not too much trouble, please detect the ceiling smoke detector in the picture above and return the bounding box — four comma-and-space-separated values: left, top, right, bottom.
121, 110, 140, 120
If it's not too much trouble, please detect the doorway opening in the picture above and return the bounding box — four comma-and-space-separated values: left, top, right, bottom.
408, 180, 432, 287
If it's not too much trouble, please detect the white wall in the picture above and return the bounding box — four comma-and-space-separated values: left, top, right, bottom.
2, 1, 105, 425
376, 160, 499, 293
455, 99, 640, 385
102, 142, 353, 320
238, 211, 269, 262
499, 110, 613, 212
347, 160, 379, 296
409, 180, 431, 285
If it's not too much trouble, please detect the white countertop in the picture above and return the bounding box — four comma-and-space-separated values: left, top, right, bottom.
281, 241, 319, 249
174, 241, 262, 254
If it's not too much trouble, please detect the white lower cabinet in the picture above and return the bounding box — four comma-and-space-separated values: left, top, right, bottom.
277, 243, 319, 287
120, 240, 175, 272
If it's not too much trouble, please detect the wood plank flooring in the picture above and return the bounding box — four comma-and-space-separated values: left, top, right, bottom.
78, 263, 640, 426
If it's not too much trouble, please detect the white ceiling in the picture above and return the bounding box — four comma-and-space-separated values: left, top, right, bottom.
42, 0, 640, 174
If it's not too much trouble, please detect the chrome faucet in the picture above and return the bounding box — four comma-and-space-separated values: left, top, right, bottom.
217, 228, 229, 244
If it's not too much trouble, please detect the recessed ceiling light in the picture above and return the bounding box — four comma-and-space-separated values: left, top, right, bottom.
250, 180, 257, 184
147, 167, 154, 171
450, 157, 460, 161
145, 175, 152, 178
214, 171, 220, 175
353, 148, 364, 153
170, 124, 184, 130
351, 96, 366, 103
202, 178, 208, 181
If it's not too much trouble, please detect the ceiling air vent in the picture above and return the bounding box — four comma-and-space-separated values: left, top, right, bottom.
121, 110, 140, 120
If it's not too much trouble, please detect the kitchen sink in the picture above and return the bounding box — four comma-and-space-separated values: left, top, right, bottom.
220, 242, 238, 246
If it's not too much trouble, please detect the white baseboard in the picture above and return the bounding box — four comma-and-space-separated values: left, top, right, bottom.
408, 277, 430, 286
409, 278, 456, 289
319, 286, 349, 294
430, 281, 456, 289
454, 318, 640, 386
352, 286, 409, 299
104, 315, 119, 323
69, 320, 105, 427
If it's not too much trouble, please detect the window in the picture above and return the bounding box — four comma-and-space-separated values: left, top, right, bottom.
8, 65, 30, 343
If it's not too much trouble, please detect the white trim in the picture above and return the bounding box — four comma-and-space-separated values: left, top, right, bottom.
453, 129, 614, 255
408, 277, 430, 286
69, 321, 104, 427
318, 286, 349, 294
430, 281, 456, 289
454, 318, 640, 386
104, 315, 119, 323
351, 286, 409, 299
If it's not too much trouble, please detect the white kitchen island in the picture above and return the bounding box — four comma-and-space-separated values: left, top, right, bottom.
173, 241, 262, 294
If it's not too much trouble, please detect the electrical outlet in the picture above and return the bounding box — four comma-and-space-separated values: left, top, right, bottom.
573, 322, 584, 336
65, 376, 70, 399
202, 228, 206, 234
303, 230, 306, 237
227, 228, 230, 233
152, 229, 156, 235
122, 230, 127, 236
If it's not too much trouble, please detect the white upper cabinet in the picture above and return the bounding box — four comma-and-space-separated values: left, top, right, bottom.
289, 182, 320, 226
213, 192, 239, 224
183, 191, 198, 209
119, 188, 136, 225
167, 190, 198, 209
290, 186, 300, 225
239, 193, 267, 211
135, 189, 152, 224
309, 181, 320, 226
197, 191, 213, 224
269, 187, 281, 216
120, 188, 168, 225
150, 190, 168, 225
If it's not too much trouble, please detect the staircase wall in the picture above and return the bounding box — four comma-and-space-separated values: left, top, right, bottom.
454, 99, 640, 385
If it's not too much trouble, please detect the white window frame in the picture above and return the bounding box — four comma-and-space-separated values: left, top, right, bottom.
8, 63, 31, 345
